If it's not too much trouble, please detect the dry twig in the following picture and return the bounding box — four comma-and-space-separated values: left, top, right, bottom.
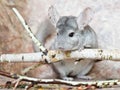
0, 70, 120, 88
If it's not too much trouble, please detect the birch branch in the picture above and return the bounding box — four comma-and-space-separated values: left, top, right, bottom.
0, 52, 44, 62
12, 8, 50, 63
70, 49, 120, 61
13, 76, 120, 87
1, 49, 120, 63
0, 70, 120, 88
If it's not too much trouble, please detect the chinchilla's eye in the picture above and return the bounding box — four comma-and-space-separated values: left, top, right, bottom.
69, 32, 74, 37
57, 33, 59, 35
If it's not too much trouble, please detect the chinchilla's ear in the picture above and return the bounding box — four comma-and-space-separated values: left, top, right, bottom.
77, 7, 94, 30
48, 6, 60, 27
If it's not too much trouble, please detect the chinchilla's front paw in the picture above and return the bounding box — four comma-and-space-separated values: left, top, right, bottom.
62, 77, 74, 81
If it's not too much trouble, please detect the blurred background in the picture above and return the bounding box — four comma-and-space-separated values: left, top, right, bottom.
1, 0, 120, 87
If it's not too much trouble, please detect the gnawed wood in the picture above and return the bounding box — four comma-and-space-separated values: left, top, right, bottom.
1, 49, 120, 63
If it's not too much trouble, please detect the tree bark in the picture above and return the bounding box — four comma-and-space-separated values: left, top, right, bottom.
1, 49, 120, 63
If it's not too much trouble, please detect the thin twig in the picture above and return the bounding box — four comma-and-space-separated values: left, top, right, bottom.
0, 70, 120, 88
12, 7, 50, 63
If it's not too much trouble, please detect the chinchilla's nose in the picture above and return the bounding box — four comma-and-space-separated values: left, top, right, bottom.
50, 40, 65, 50
57, 42, 65, 50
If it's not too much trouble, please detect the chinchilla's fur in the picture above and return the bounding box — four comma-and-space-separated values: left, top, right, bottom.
34, 6, 98, 80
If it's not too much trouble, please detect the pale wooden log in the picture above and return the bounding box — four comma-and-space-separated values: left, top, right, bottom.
0, 52, 43, 62
70, 49, 120, 61
1, 49, 120, 63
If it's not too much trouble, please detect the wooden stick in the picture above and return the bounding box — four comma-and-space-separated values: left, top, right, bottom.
12, 8, 50, 63
70, 49, 120, 61
1, 49, 120, 63
0, 70, 119, 87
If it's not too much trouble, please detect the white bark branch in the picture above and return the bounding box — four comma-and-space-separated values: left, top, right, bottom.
10, 74, 120, 87
12, 8, 51, 63
1, 49, 120, 63
12, 8, 46, 52
0, 52, 43, 62
0, 70, 120, 88
70, 49, 120, 61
